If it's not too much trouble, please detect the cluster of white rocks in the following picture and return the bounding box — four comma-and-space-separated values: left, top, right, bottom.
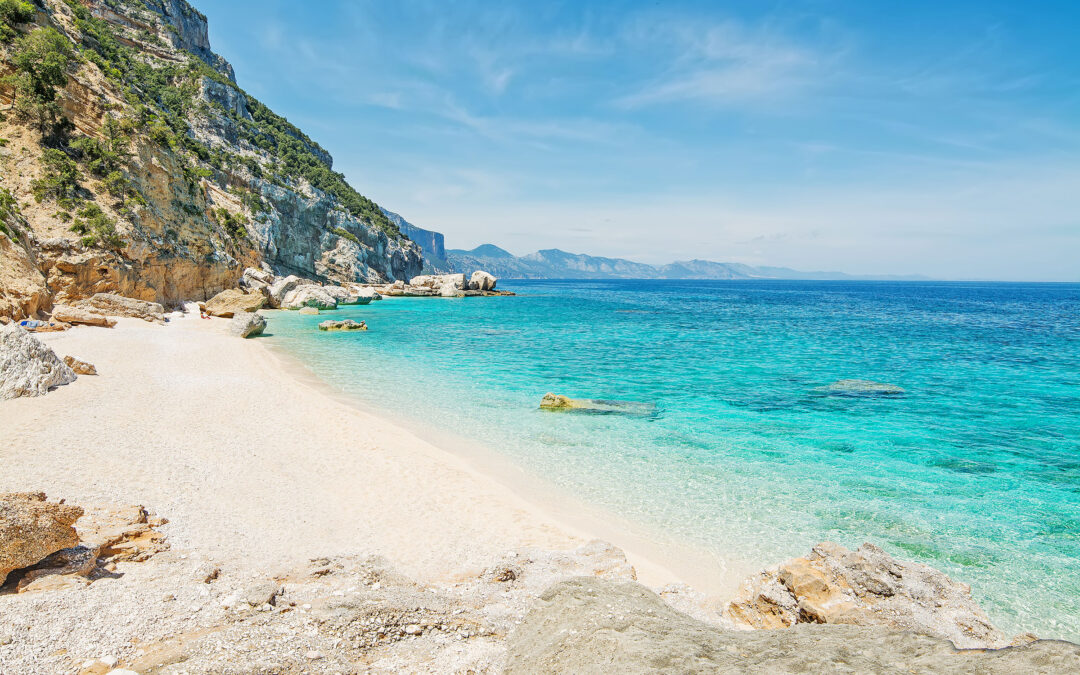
377, 271, 507, 298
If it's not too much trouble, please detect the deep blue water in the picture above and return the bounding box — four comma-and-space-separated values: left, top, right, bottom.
264, 280, 1080, 640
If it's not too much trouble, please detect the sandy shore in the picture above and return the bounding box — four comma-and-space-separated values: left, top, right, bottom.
0, 310, 691, 588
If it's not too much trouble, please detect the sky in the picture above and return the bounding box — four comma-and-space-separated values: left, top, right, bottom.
199, 0, 1080, 280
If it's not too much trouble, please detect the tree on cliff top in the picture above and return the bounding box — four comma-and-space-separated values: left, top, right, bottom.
0, 0, 34, 43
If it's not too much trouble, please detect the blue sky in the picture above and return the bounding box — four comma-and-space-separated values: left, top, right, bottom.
200, 0, 1080, 280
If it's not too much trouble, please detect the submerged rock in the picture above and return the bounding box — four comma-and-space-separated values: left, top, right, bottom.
201, 289, 266, 318
507, 577, 1078, 675
816, 379, 905, 397
723, 542, 1007, 649
539, 393, 657, 416
297, 307, 319, 315
0, 325, 77, 400
228, 312, 266, 338
78, 294, 165, 324
0, 492, 83, 585
318, 319, 367, 332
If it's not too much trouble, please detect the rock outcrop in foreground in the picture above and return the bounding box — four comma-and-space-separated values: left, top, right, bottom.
723, 542, 1008, 649
0, 324, 77, 400
506, 577, 1079, 675
0, 493, 83, 585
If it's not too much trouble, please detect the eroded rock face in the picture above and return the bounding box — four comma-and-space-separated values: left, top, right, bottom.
50, 305, 117, 328
0, 325, 78, 400
723, 542, 1006, 649
202, 289, 266, 318
507, 577, 1079, 675
78, 294, 166, 324
228, 312, 266, 338
0, 233, 51, 321
0, 493, 83, 585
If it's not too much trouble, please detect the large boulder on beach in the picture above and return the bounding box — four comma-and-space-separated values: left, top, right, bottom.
228, 312, 266, 338
816, 379, 904, 397
507, 577, 1077, 675
267, 275, 301, 308
0, 492, 84, 585
281, 285, 338, 310
50, 305, 116, 328
469, 270, 497, 291
0, 325, 77, 400
723, 541, 1007, 649
78, 293, 165, 324
201, 289, 266, 318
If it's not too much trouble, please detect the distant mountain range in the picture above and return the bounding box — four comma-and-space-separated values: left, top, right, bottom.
445, 245, 929, 281
381, 210, 928, 281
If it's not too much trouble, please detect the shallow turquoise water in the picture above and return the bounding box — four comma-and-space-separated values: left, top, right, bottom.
264, 280, 1080, 640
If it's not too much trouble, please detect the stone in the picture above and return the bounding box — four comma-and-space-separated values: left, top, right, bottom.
63, 356, 98, 375
297, 307, 319, 315
469, 270, 497, 291
409, 273, 467, 297
539, 393, 657, 416
267, 275, 301, 308
16, 320, 70, 333
50, 305, 117, 328
0, 325, 78, 400
239, 267, 274, 292
281, 285, 338, 310
227, 312, 266, 338
79, 294, 166, 324
506, 577, 1080, 675
322, 285, 365, 305
816, 379, 905, 397
201, 289, 266, 318
353, 287, 381, 302
0, 493, 84, 585
242, 581, 281, 607
318, 319, 367, 332
723, 542, 1007, 649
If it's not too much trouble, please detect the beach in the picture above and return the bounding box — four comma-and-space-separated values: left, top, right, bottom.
0, 311, 690, 589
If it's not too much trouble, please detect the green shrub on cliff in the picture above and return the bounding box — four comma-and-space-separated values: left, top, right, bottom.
0, 186, 21, 237
69, 203, 123, 249
332, 227, 360, 245
4, 27, 75, 138
0, 0, 34, 43
31, 148, 81, 206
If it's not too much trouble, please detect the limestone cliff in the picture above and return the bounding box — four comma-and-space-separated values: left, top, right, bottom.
0, 0, 422, 319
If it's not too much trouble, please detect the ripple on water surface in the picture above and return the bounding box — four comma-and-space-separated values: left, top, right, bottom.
265, 279, 1080, 641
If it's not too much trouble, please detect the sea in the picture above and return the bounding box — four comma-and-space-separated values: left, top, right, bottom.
263, 279, 1080, 641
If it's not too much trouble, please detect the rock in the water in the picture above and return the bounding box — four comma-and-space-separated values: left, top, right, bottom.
322, 285, 364, 305
469, 270, 497, 291
817, 379, 905, 397
507, 577, 1078, 675
63, 356, 97, 375
0, 325, 78, 400
50, 305, 116, 328
539, 393, 657, 416
353, 287, 381, 303
723, 541, 1007, 649
0, 493, 83, 585
297, 306, 319, 315
267, 275, 301, 308
281, 285, 338, 310
318, 319, 367, 332
79, 294, 166, 324
201, 289, 266, 318
228, 312, 266, 338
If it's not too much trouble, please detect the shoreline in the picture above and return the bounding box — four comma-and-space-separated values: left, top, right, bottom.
256, 324, 756, 597
0, 310, 724, 595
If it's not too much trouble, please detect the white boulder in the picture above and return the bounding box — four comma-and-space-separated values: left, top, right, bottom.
228, 312, 267, 338
281, 286, 338, 310
0, 325, 78, 400
469, 270, 497, 291
267, 275, 301, 308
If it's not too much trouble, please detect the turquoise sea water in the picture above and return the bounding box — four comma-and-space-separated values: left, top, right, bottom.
264, 280, 1080, 641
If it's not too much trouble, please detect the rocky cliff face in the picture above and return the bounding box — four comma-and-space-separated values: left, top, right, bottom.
0, 0, 422, 320
382, 208, 450, 273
